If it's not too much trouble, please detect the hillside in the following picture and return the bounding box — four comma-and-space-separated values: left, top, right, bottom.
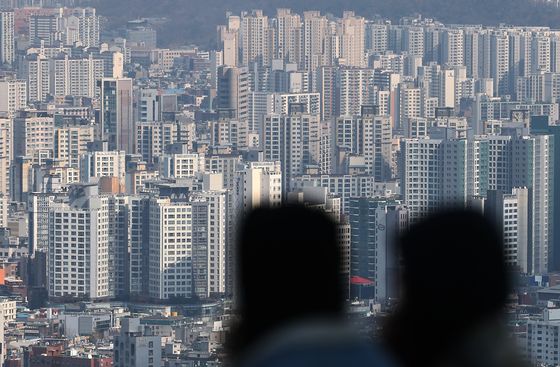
87, 0, 560, 48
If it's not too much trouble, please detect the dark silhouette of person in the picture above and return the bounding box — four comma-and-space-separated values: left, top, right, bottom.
383, 209, 524, 367
230, 205, 394, 367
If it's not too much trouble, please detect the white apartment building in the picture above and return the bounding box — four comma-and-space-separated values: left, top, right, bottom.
275, 9, 301, 64
240, 10, 270, 67
291, 174, 376, 213
335, 113, 392, 180
34, 163, 80, 193
54, 126, 95, 169
235, 161, 282, 211
159, 153, 205, 179
439, 69, 455, 108
0, 195, 7, 228
218, 24, 238, 68
48, 186, 110, 300
526, 308, 560, 366
0, 80, 26, 114
400, 138, 443, 222
490, 32, 510, 96
128, 196, 148, 297
402, 26, 424, 57
25, 54, 49, 102
114, 318, 162, 367
52, 55, 104, 98
486, 188, 530, 272
403, 117, 428, 138
137, 88, 159, 122
148, 197, 193, 300
210, 119, 249, 150
272, 92, 321, 116
0, 10, 14, 65
248, 91, 273, 133
13, 113, 54, 164
366, 23, 388, 53
26, 54, 104, 102
73, 7, 100, 48
398, 85, 422, 129
126, 169, 159, 195
190, 190, 227, 298
80, 150, 126, 185
263, 112, 320, 192
29, 193, 62, 253
302, 11, 330, 73
338, 68, 375, 116
0, 117, 12, 196
532, 134, 554, 274
216, 66, 250, 122
135, 121, 178, 164
442, 29, 464, 67
0, 298, 16, 322
205, 155, 243, 190
531, 35, 551, 73
340, 12, 365, 67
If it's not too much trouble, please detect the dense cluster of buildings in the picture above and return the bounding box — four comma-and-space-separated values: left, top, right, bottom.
0, 2, 558, 365
0, 301, 228, 367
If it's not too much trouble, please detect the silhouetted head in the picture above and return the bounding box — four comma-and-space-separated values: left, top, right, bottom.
384, 208, 510, 367
233, 205, 343, 358
401, 208, 508, 316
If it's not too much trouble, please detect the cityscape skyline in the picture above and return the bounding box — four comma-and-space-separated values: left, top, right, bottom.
0, 2, 557, 366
